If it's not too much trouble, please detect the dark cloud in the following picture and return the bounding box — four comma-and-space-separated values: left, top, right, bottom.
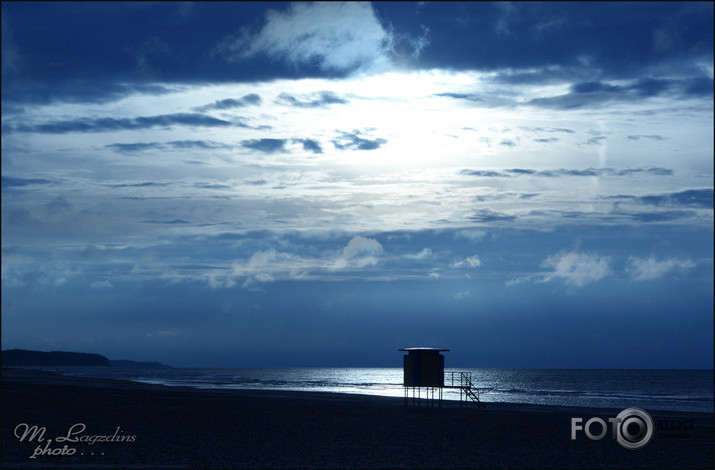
460, 167, 674, 179
536, 127, 574, 134
632, 77, 670, 97
626, 210, 697, 223
117, 196, 174, 200
2, 176, 53, 187
460, 170, 503, 178
2, 80, 179, 106
194, 182, 232, 190
110, 182, 170, 188
168, 140, 229, 150
627, 135, 665, 141
682, 77, 714, 97
394, 2, 713, 79
640, 189, 713, 209
276, 91, 348, 108
433, 92, 483, 102
292, 139, 323, 154
507, 168, 536, 176
106, 143, 164, 153
7, 113, 234, 135
468, 209, 516, 223
492, 66, 585, 86
528, 76, 713, 110
195, 94, 262, 111
141, 219, 191, 225
1, 3, 311, 105
608, 189, 712, 223
241, 139, 287, 154
616, 167, 673, 176
1, 104, 27, 116
525, 209, 587, 219
106, 140, 229, 153
2, 2, 711, 108
581, 136, 607, 146
572, 81, 621, 94
559, 169, 600, 177
473, 191, 540, 202
332, 131, 387, 151
533, 138, 557, 143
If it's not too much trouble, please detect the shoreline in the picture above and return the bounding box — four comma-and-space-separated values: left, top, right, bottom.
5, 366, 712, 414
2, 368, 713, 468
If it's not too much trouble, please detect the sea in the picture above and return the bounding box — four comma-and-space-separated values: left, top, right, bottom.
51, 367, 713, 413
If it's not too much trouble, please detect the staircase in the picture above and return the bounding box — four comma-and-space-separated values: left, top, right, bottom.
446, 371, 486, 408
463, 379, 485, 407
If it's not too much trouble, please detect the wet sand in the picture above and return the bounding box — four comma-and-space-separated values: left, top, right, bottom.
2, 368, 713, 469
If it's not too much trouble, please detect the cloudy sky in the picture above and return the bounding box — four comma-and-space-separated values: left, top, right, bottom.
2, 2, 713, 368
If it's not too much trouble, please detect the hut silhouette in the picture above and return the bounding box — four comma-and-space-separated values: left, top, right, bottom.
400, 347, 484, 408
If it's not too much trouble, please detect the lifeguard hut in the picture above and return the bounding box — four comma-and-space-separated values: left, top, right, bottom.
399, 347, 484, 408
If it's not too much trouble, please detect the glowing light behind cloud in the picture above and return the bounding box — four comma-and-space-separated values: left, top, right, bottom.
2, 2, 712, 368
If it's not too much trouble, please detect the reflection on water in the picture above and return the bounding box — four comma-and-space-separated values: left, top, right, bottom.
58, 367, 713, 413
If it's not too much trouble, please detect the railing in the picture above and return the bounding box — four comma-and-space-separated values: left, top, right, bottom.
445, 371, 485, 408
445, 371, 472, 388
403, 372, 485, 408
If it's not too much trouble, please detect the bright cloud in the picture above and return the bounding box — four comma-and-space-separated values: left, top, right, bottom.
451, 255, 482, 268
335, 235, 384, 269
626, 255, 695, 281
221, 2, 394, 73
1, 3, 712, 369
539, 250, 612, 287
203, 236, 386, 288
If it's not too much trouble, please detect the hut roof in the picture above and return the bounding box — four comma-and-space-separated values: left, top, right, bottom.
399, 347, 449, 352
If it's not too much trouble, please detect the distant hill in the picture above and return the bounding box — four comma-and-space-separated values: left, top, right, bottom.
109, 359, 173, 369
2, 349, 110, 367
2, 349, 173, 368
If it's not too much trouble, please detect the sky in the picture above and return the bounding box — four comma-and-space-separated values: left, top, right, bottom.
1, 2, 713, 368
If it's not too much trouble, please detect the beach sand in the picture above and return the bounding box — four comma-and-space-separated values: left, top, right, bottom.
2, 368, 713, 469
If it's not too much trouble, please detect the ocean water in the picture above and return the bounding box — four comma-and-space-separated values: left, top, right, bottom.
56, 367, 713, 413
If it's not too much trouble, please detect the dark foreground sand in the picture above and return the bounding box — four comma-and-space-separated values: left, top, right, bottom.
2, 369, 713, 469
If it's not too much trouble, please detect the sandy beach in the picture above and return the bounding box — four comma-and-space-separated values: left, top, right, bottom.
2, 369, 713, 469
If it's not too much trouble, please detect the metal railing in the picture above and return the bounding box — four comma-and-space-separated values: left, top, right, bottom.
402, 372, 485, 408
445, 371, 484, 407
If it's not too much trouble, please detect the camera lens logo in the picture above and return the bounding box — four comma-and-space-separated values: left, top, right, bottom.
571, 408, 654, 450
614, 408, 654, 450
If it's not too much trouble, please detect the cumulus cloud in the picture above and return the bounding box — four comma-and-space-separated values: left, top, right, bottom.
626, 255, 695, 281
220, 2, 394, 73
335, 235, 383, 268
204, 236, 385, 288
404, 248, 433, 260
220, 248, 308, 289
540, 250, 611, 286
451, 255, 482, 268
